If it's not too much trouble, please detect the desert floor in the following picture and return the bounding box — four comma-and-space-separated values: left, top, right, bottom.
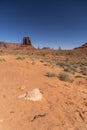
0, 54, 87, 130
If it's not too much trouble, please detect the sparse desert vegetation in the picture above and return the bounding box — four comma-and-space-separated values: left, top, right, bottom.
0, 42, 87, 130
1, 0, 87, 129
45, 72, 57, 77
58, 72, 74, 82
0, 57, 6, 62
16, 56, 25, 60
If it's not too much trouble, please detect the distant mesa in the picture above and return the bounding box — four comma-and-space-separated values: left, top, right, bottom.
74, 42, 87, 49
0, 36, 35, 50
0, 42, 7, 48
42, 47, 51, 50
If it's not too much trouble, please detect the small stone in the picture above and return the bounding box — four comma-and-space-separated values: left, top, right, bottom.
20, 85, 26, 90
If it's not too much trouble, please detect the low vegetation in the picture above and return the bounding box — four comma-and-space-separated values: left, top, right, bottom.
0, 50, 3, 53
58, 72, 73, 82
0, 46, 86, 81
45, 72, 57, 77
79, 66, 87, 76
16, 56, 25, 60
0, 57, 6, 62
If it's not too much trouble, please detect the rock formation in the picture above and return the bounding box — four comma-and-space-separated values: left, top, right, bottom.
42, 47, 51, 50
74, 42, 87, 49
0, 42, 7, 48
23, 37, 32, 45
0, 36, 35, 50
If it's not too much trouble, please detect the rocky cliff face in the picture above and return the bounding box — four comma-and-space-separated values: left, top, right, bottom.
0, 42, 19, 49
0, 42, 7, 48
74, 43, 87, 49
0, 37, 35, 50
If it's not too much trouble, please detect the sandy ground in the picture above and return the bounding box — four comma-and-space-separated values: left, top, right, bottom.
0, 55, 87, 130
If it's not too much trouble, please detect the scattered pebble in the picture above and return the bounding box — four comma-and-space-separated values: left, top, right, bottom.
20, 85, 26, 90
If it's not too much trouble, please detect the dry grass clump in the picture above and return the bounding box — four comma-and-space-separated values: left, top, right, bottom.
16, 56, 25, 60
75, 75, 85, 78
63, 66, 77, 74
56, 62, 69, 67
45, 71, 74, 82
0, 57, 6, 62
0, 50, 3, 53
45, 72, 57, 77
79, 67, 87, 76
78, 62, 87, 67
0, 50, 4, 56
58, 72, 73, 82
56, 62, 77, 74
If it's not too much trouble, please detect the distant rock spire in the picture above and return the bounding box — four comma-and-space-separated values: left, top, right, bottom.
23, 37, 32, 45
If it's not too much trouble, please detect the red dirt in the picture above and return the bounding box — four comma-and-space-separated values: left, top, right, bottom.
0, 55, 87, 130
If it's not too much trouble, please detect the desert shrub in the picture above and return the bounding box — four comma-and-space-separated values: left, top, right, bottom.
58, 72, 73, 82
75, 75, 85, 78
55, 52, 58, 55
45, 72, 57, 77
73, 65, 78, 68
56, 62, 66, 67
56, 62, 71, 67
16, 56, 25, 60
66, 52, 73, 56
65, 57, 69, 62
63, 67, 69, 72
69, 66, 77, 74
70, 66, 77, 71
0, 50, 3, 53
78, 62, 87, 67
0, 57, 6, 62
80, 67, 87, 75
39, 53, 45, 57
56, 62, 64, 67
63, 64, 77, 74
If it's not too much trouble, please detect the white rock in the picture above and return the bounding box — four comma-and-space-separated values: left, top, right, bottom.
18, 88, 42, 101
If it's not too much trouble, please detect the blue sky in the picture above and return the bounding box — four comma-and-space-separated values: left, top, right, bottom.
0, 0, 87, 49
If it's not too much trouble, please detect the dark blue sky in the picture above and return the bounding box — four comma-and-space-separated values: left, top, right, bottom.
0, 0, 87, 49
